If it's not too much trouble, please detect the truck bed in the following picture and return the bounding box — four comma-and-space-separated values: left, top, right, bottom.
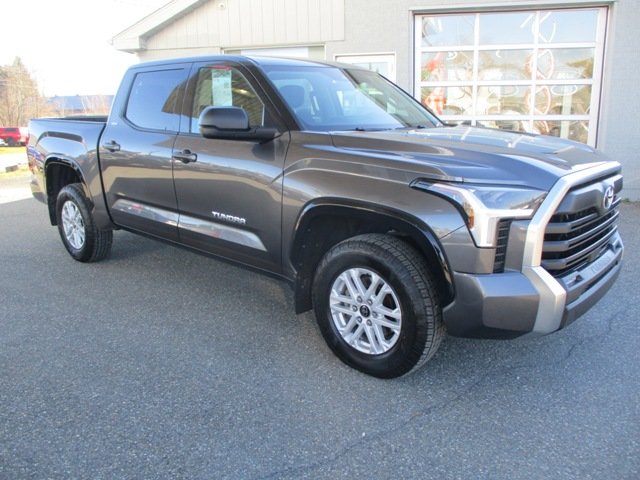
28, 117, 108, 226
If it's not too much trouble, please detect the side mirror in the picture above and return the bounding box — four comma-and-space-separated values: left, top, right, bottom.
198, 106, 278, 142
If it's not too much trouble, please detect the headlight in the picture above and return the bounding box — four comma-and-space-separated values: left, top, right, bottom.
413, 181, 547, 247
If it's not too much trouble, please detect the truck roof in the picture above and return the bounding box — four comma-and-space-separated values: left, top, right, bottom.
128, 54, 360, 71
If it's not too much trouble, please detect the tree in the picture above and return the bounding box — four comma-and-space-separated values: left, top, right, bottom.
0, 57, 51, 126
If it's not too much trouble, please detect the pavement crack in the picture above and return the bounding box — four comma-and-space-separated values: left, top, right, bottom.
562, 307, 622, 363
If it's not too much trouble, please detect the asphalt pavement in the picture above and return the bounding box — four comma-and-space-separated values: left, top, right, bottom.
1, 179, 638, 479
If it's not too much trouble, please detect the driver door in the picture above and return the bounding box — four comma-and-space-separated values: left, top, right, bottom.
172, 62, 289, 273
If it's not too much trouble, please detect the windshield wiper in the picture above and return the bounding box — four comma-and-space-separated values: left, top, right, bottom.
393, 125, 429, 130
353, 127, 389, 132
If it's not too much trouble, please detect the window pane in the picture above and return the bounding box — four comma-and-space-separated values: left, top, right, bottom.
478, 85, 530, 115
191, 66, 265, 133
421, 51, 474, 82
484, 119, 531, 133
479, 12, 535, 45
126, 69, 185, 131
421, 15, 475, 47
537, 10, 599, 44
544, 48, 594, 80
534, 85, 592, 115
420, 86, 473, 116
478, 50, 533, 81
538, 120, 589, 143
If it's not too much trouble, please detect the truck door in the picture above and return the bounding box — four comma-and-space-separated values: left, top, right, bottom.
172, 62, 289, 273
99, 64, 190, 241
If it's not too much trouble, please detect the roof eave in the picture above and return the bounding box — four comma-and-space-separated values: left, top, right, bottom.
111, 0, 206, 52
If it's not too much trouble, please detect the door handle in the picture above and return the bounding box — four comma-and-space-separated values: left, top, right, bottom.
173, 150, 198, 164
103, 140, 120, 152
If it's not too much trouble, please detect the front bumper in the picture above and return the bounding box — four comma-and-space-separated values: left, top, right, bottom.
443, 162, 624, 339
442, 232, 623, 338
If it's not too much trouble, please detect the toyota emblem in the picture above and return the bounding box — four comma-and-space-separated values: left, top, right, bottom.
603, 185, 615, 210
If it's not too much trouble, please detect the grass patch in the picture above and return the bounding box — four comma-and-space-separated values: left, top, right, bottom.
0, 146, 26, 155
0, 165, 30, 178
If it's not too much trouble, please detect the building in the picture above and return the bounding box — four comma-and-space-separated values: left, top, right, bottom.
112, 0, 640, 199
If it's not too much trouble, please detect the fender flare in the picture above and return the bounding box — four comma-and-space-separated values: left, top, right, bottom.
43, 156, 90, 224
290, 198, 455, 313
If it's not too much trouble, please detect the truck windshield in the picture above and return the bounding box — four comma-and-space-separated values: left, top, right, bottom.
263, 65, 441, 131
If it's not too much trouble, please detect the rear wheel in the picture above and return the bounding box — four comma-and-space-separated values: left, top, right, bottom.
6, 138, 15, 147
312, 234, 444, 378
56, 183, 112, 262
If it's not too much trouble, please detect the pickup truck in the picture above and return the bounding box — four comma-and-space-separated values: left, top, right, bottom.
0, 127, 28, 146
27, 56, 624, 378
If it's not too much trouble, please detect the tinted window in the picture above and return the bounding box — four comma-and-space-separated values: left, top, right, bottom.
126, 69, 185, 131
264, 66, 440, 131
190, 66, 265, 133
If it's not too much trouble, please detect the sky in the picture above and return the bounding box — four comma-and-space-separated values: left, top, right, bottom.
0, 0, 169, 97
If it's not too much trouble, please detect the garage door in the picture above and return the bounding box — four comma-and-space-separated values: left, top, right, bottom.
415, 7, 607, 145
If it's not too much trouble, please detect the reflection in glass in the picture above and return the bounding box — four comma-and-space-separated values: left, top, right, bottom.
537, 10, 598, 43
126, 69, 186, 132
477, 85, 530, 116
479, 12, 535, 45
421, 15, 475, 47
420, 86, 473, 116
535, 85, 591, 116
540, 120, 589, 144
484, 119, 530, 133
421, 51, 474, 82
478, 50, 533, 81
546, 48, 594, 80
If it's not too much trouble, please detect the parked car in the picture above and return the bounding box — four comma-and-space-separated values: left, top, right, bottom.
0, 127, 28, 146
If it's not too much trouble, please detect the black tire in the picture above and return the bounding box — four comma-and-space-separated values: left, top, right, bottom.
6, 138, 15, 147
312, 234, 444, 378
55, 183, 113, 262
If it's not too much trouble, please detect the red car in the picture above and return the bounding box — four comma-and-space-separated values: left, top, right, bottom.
0, 127, 28, 146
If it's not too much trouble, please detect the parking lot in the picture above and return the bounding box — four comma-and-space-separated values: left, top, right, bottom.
1, 178, 638, 479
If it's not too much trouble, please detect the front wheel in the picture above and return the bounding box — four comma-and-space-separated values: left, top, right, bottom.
312, 234, 444, 378
56, 184, 112, 262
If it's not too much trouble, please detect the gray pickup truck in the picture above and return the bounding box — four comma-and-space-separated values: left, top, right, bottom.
27, 56, 623, 378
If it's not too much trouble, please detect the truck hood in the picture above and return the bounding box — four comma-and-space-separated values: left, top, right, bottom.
330, 125, 612, 191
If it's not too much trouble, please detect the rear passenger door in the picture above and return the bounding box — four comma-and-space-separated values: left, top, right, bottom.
100, 64, 190, 241
172, 61, 289, 272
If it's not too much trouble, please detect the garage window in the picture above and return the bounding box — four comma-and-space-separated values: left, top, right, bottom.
415, 8, 607, 145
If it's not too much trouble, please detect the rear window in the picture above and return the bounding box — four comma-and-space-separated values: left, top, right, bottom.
125, 69, 186, 132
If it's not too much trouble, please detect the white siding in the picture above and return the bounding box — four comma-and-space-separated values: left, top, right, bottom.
144, 0, 344, 51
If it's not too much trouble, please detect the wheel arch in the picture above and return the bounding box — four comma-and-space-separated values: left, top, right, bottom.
290, 199, 454, 314
44, 157, 88, 225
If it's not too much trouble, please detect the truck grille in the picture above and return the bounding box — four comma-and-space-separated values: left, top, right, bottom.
542, 176, 621, 277
493, 219, 511, 273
